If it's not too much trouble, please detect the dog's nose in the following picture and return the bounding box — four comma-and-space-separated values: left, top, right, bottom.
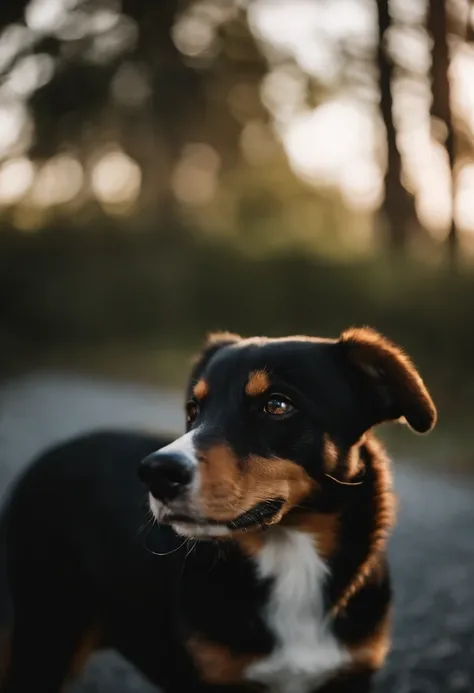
138, 451, 194, 502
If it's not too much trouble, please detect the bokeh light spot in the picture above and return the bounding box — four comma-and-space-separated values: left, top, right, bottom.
31, 155, 84, 207
25, 0, 78, 34
283, 101, 374, 186
456, 164, 474, 233
172, 15, 215, 57
0, 102, 28, 157
172, 143, 220, 206
6, 54, 55, 97
91, 150, 141, 207
0, 157, 35, 205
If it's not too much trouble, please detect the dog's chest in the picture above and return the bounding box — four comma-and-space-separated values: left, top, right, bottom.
245, 529, 349, 693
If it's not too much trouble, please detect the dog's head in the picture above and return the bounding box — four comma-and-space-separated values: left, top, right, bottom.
139, 328, 436, 538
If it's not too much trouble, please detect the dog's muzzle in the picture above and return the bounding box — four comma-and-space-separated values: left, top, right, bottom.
165, 498, 286, 532
138, 449, 195, 504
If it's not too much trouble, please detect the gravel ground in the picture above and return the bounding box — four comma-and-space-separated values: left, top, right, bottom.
0, 372, 473, 693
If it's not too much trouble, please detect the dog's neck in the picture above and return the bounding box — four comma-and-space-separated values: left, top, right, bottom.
236, 435, 395, 612
321, 435, 396, 614
183, 436, 395, 615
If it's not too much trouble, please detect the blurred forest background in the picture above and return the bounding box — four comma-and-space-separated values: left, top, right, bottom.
0, 0, 474, 465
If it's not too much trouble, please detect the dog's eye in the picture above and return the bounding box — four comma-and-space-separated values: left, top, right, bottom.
186, 401, 200, 425
263, 394, 295, 417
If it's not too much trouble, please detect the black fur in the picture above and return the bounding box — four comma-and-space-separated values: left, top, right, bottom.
1, 331, 435, 693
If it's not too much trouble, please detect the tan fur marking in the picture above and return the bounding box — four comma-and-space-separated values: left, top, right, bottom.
62, 624, 103, 688
282, 511, 340, 560
323, 434, 363, 479
332, 437, 396, 616
187, 636, 259, 685
245, 370, 270, 397
198, 445, 243, 520
323, 434, 339, 473
234, 531, 265, 555
247, 456, 316, 515
197, 447, 316, 529
340, 327, 436, 433
349, 611, 391, 670
193, 379, 209, 400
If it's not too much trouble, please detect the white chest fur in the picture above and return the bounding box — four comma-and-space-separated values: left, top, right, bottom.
245, 529, 349, 693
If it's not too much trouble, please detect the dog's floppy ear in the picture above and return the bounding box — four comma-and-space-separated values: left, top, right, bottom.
187, 332, 241, 398
339, 327, 436, 433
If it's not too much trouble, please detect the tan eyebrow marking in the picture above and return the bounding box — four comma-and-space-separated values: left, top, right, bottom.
193, 379, 209, 400
245, 370, 270, 396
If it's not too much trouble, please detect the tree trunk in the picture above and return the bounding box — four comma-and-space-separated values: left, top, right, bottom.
467, 0, 474, 43
376, 0, 419, 253
427, 0, 458, 266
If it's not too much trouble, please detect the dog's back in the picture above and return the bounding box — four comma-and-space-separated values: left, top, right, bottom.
1, 328, 437, 693
1, 430, 190, 693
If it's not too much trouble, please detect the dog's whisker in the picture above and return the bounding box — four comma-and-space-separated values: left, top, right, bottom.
145, 536, 189, 557
185, 538, 198, 560
137, 514, 155, 536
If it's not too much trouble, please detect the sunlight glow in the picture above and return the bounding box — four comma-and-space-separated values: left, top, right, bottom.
318, 0, 375, 42
172, 143, 220, 206
250, 0, 375, 80
0, 157, 35, 204
0, 25, 35, 73
111, 62, 151, 108
91, 150, 141, 207
456, 164, 474, 233
0, 102, 28, 157
283, 101, 375, 187
388, 26, 430, 76
261, 66, 307, 125
172, 0, 237, 59
2, 0, 473, 242
415, 141, 452, 236
89, 10, 120, 34
31, 155, 83, 207
392, 0, 427, 25
451, 45, 474, 131
25, 0, 79, 34
397, 126, 453, 236
54, 9, 91, 41
240, 120, 277, 165
172, 15, 215, 57
5, 54, 55, 97
248, 0, 474, 236
340, 161, 383, 211
85, 15, 137, 64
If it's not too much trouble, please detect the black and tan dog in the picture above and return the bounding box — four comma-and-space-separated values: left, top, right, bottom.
2, 328, 436, 693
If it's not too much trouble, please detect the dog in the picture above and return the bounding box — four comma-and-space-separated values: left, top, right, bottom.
1, 327, 436, 693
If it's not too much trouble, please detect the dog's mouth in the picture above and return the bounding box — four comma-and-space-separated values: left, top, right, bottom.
164, 498, 285, 535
